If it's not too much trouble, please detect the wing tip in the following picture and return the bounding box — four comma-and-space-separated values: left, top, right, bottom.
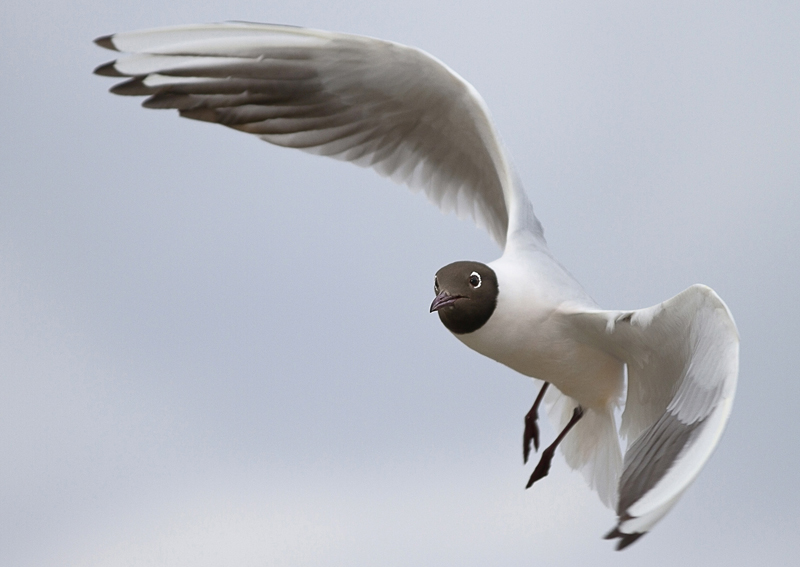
94, 61, 124, 77
109, 78, 151, 96
604, 526, 646, 551
94, 34, 118, 51
178, 108, 220, 123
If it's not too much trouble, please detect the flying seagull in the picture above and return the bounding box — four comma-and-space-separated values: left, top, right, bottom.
93, 22, 739, 550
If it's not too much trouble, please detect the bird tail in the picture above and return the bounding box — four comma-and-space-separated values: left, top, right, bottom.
545, 388, 622, 508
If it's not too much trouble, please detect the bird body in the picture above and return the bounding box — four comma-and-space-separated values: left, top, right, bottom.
94, 22, 738, 550
464, 250, 624, 412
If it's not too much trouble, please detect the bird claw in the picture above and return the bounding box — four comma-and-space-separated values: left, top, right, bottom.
522, 382, 549, 464
524, 405, 584, 489
526, 448, 554, 488
523, 410, 540, 464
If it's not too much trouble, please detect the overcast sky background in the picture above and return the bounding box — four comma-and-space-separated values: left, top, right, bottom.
2, 1, 799, 565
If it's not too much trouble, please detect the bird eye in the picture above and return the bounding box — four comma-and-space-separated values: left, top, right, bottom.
434, 276, 439, 294
469, 272, 482, 288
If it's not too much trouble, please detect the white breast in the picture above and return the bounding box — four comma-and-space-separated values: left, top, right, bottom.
455, 248, 625, 410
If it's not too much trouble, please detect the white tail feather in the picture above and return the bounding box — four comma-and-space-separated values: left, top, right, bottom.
545, 388, 622, 508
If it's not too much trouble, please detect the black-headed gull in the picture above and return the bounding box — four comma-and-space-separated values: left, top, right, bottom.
94, 22, 739, 550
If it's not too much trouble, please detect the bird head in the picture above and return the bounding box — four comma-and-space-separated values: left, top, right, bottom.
430, 261, 498, 334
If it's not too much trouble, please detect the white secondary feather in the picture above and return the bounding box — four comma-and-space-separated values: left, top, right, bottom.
95, 22, 739, 550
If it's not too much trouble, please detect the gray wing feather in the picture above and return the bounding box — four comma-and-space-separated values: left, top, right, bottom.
95, 22, 544, 248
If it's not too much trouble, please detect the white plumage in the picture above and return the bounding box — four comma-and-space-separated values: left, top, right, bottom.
95, 22, 738, 549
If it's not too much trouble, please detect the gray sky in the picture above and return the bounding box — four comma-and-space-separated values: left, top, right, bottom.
2, 1, 798, 565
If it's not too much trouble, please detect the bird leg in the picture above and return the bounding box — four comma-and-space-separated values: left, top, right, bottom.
523, 381, 550, 464
526, 406, 584, 488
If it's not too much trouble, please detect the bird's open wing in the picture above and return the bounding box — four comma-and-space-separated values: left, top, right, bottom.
564, 285, 738, 549
94, 22, 543, 249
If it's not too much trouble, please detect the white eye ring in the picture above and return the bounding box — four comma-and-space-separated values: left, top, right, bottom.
469, 271, 482, 288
